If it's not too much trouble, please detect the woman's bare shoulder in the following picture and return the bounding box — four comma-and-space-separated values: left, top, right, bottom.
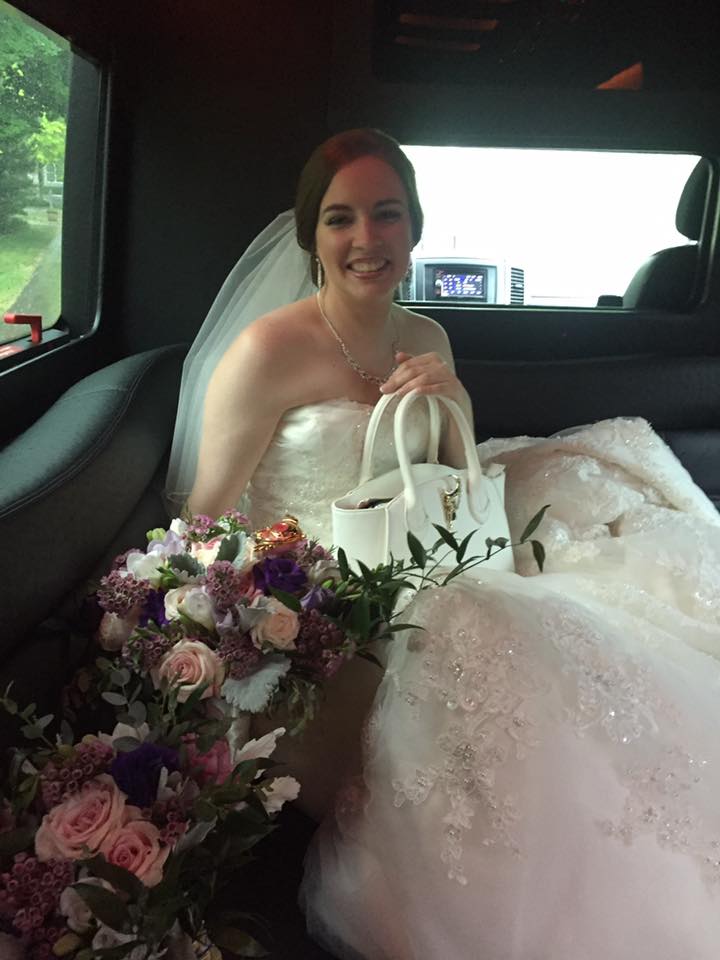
396, 305, 453, 356
217, 297, 318, 376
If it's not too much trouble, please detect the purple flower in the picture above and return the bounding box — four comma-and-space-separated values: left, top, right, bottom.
254, 556, 307, 595
138, 589, 169, 627
110, 742, 180, 807
301, 585, 333, 611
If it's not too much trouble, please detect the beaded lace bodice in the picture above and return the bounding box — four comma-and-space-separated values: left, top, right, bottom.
246, 397, 429, 543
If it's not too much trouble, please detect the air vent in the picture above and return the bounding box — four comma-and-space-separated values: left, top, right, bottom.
510, 267, 525, 305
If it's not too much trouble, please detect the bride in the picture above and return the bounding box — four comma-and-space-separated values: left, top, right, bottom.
167, 129, 720, 959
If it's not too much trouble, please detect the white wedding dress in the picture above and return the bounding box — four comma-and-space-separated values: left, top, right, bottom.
248, 399, 720, 960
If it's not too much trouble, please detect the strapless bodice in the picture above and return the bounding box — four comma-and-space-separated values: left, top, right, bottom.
246, 397, 430, 544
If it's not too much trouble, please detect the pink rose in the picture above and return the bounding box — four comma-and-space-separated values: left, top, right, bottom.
151, 640, 225, 702
236, 570, 263, 603
97, 611, 135, 652
250, 597, 300, 651
183, 734, 233, 786
100, 819, 169, 887
35, 775, 130, 861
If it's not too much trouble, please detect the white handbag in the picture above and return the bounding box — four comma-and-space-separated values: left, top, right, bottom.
331, 389, 514, 572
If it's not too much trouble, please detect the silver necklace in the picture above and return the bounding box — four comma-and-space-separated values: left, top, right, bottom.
316, 291, 399, 387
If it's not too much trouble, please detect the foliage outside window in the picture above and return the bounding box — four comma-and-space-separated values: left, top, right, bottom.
0, 1, 70, 347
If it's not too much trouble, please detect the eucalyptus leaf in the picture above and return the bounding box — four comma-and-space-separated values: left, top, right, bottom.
110, 668, 131, 687
102, 691, 128, 707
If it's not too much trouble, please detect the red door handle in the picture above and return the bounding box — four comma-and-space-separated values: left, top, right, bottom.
3, 313, 43, 344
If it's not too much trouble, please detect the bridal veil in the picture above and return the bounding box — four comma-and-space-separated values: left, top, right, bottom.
165, 211, 315, 510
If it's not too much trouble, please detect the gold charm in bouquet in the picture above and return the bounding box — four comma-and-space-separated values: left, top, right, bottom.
253, 514, 304, 553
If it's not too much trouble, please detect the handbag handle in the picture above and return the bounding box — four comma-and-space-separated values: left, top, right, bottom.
394, 390, 490, 524
359, 391, 442, 484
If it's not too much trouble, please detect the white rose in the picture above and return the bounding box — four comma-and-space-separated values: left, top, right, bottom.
97, 611, 134, 652
124, 550, 165, 587
60, 878, 113, 933
249, 597, 300, 651
262, 775, 300, 814
164, 585, 216, 630
151, 640, 225, 702
307, 558, 341, 585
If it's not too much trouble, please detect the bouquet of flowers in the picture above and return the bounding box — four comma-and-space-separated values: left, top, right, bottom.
0, 507, 546, 959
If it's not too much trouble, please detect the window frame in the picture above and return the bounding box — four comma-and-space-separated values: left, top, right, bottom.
0, 27, 107, 373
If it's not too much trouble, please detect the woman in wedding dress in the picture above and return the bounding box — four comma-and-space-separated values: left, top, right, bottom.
167, 129, 720, 959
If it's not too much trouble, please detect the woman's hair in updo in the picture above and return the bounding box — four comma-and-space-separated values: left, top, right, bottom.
295, 128, 423, 282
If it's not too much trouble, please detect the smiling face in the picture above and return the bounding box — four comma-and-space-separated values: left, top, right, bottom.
314, 155, 413, 303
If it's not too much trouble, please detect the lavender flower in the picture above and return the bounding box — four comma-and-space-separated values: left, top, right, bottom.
96, 570, 149, 617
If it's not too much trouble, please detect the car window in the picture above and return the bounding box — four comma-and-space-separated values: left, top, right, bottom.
402, 146, 700, 308
0, 0, 70, 355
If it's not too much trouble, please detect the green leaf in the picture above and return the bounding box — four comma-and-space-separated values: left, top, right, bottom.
74, 882, 131, 932
20, 702, 36, 720
356, 560, 377, 583
216, 533, 240, 562
520, 504, 551, 543
407, 532, 427, 568
531, 539, 546, 572
337, 547, 349, 581
348, 595, 371, 640
356, 649, 383, 669
268, 587, 301, 613
431, 524, 459, 551
457, 529, 476, 562
81, 854, 144, 899
2, 698, 17, 715
102, 691, 128, 707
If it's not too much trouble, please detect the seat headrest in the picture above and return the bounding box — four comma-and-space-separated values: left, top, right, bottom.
676, 158, 711, 241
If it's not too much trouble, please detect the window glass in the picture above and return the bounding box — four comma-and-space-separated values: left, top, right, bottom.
0, 1, 70, 348
402, 147, 700, 308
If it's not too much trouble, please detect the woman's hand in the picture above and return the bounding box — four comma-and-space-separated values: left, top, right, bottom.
380, 351, 464, 401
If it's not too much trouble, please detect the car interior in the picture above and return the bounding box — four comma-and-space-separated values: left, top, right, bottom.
1, 1, 719, 956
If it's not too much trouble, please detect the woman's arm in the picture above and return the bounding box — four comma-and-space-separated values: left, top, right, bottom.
188, 320, 294, 517
380, 315, 474, 467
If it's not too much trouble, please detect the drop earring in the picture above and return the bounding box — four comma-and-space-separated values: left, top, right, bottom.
316, 257, 324, 288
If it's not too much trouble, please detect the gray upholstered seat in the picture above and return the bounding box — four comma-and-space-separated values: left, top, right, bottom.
622, 158, 710, 310
0, 344, 185, 690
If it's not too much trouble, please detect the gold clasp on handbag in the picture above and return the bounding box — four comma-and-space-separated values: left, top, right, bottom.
440, 475, 462, 530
